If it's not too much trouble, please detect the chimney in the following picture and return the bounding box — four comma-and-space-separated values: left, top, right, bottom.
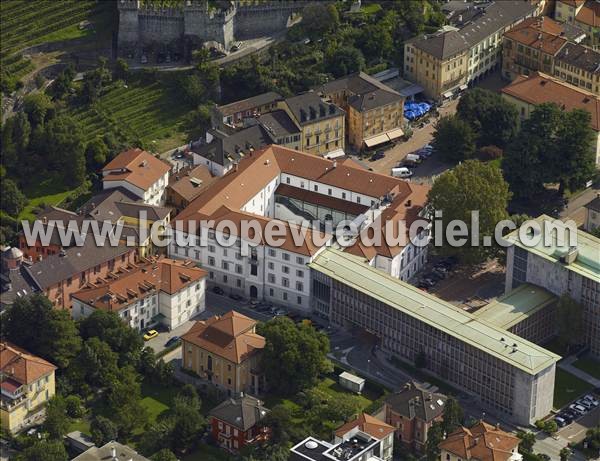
405, 199, 412, 207
42, 216, 47, 224
111, 446, 117, 459
332, 160, 337, 168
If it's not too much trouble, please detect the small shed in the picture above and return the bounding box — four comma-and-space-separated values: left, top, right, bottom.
339, 371, 365, 394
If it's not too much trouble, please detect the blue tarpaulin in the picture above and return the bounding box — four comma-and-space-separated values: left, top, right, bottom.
403, 102, 431, 119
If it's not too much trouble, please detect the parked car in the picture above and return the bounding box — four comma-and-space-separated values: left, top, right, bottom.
583, 394, 599, 406
143, 330, 159, 341
274, 309, 287, 316
212, 286, 225, 295
165, 336, 181, 348
402, 154, 422, 166
569, 404, 586, 415
417, 148, 433, 158
577, 399, 593, 410
229, 293, 244, 301
391, 167, 413, 178
370, 151, 385, 161
555, 417, 566, 427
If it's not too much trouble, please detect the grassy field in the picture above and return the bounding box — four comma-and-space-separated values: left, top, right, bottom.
554, 368, 594, 409
183, 444, 230, 461
18, 175, 79, 221
573, 356, 600, 380
0, 0, 112, 83
72, 80, 191, 153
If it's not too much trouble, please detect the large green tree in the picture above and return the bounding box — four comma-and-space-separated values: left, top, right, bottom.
457, 88, 519, 148
0, 178, 27, 216
428, 160, 511, 263
425, 421, 444, 461
441, 397, 464, 435
15, 440, 68, 461
257, 317, 331, 395
2, 294, 81, 368
432, 115, 476, 162
90, 415, 119, 446
43, 396, 69, 440
324, 46, 366, 78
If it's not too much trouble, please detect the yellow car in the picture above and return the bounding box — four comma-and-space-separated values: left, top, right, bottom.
143, 330, 159, 341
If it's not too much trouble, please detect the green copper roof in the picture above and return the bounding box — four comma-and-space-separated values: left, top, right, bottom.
474, 284, 557, 329
309, 248, 560, 375
504, 214, 600, 283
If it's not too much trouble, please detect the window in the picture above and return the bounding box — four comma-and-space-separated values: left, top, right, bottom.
268, 262, 274, 270
221, 261, 229, 270
283, 292, 288, 300
236, 279, 241, 287
297, 296, 302, 305
268, 248, 276, 257
235, 264, 243, 274
268, 274, 276, 283
269, 288, 274, 296
282, 253, 290, 261
296, 282, 304, 292
328, 188, 332, 196
208, 245, 215, 253
282, 266, 289, 274
223, 275, 228, 283
296, 269, 304, 277
282, 277, 289, 287
314, 185, 318, 192
286, 177, 290, 184
296, 257, 304, 265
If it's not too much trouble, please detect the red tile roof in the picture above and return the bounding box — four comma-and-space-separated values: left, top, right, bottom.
504, 16, 568, 55
502, 71, 599, 131
0, 342, 56, 385
102, 148, 171, 191
575, 0, 600, 27
181, 311, 265, 364
438, 421, 520, 461
335, 413, 395, 440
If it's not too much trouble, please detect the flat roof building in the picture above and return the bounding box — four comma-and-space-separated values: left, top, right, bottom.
504, 215, 600, 357
309, 247, 560, 425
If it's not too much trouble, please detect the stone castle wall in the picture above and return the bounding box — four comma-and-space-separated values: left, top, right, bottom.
117, 0, 305, 50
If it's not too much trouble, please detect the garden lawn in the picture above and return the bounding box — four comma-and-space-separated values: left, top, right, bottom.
183, 443, 230, 461
553, 368, 594, 409
572, 356, 600, 380
139, 381, 179, 424
67, 418, 91, 435
18, 175, 79, 221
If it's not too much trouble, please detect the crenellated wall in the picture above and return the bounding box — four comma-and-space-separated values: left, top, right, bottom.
118, 0, 305, 51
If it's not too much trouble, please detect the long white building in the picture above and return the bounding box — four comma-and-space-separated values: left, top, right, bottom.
169, 145, 430, 313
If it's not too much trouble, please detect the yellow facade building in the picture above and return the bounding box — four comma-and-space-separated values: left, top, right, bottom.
278, 92, 345, 156
181, 311, 265, 396
318, 72, 405, 151
1, 342, 56, 434
554, 0, 600, 50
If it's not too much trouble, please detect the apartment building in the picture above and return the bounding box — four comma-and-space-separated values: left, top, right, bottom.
554, 42, 600, 94
383, 382, 446, 452
102, 148, 171, 206
504, 215, 600, 357
0, 342, 56, 434
14, 237, 136, 310
317, 72, 404, 151
501, 72, 600, 165
209, 395, 270, 452
439, 421, 522, 461
211, 91, 282, 130
554, 0, 600, 49
71, 257, 207, 331
310, 248, 560, 425
169, 145, 430, 313
334, 413, 395, 461
404, 1, 537, 99
279, 92, 346, 156
166, 165, 218, 214
181, 311, 265, 396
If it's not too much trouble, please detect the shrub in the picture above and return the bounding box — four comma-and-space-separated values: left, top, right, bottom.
65, 395, 85, 418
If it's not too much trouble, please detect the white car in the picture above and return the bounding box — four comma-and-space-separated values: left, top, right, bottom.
583, 395, 599, 406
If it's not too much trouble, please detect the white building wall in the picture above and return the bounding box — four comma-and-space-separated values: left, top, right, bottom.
280, 173, 380, 205
240, 176, 279, 217
160, 278, 206, 329
102, 171, 169, 206
192, 152, 231, 177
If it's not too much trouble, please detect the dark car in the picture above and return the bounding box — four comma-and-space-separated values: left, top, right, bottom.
165, 336, 181, 348
229, 293, 244, 301
369, 151, 386, 161
212, 286, 225, 295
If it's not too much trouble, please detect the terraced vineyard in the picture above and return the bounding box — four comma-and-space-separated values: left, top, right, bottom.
73, 81, 190, 149
0, 0, 109, 84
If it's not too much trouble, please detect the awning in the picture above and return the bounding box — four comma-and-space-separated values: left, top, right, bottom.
364, 134, 389, 147
442, 91, 454, 99
323, 148, 345, 159
459, 84, 468, 91
386, 128, 404, 141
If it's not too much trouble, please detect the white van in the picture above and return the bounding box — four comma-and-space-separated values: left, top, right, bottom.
403, 153, 422, 166
391, 167, 413, 178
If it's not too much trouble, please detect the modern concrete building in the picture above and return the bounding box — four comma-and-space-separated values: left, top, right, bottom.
334, 413, 395, 461
310, 248, 560, 425
504, 215, 600, 357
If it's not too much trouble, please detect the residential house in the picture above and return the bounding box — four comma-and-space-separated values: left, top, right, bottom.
290, 434, 388, 461
166, 164, 218, 214
71, 257, 207, 331
383, 382, 446, 452
0, 342, 56, 434
209, 394, 270, 452
211, 91, 282, 131
504, 215, 600, 357
584, 195, 600, 232
181, 311, 266, 396
170, 145, 430, 313
318, 72, 405, 151
278, 92, 346, 156
102, 148, 171, 206
334, 413, 395, 461
22, 237, 136, 310
501, 71, 600, 165
256, 109, 302, 150
439, 421, 522, 461
404, 1, 537, 99
72, 441, 150, 461
554, 0, 600, 49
